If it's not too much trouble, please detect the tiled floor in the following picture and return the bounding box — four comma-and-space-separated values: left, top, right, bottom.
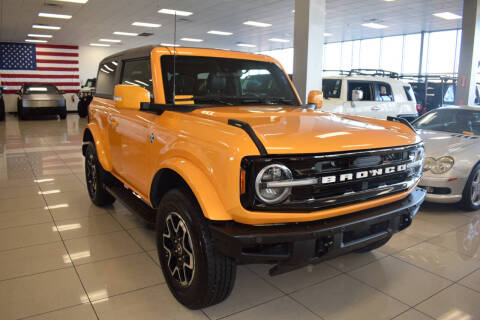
0, 113, 479, 320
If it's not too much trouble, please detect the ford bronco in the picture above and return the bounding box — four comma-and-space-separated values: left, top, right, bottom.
82, 45, 425, 309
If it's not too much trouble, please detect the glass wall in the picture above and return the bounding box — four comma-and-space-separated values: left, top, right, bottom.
260, 29, 462, 76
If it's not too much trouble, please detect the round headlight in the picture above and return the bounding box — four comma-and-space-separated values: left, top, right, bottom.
431, 156, 454, 174
255, 164, 292, 204
424, 157, 435, 172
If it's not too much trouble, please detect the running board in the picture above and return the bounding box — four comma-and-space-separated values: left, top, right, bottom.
105, 183, 156, 226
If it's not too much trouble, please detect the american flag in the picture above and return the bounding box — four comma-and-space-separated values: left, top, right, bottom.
0, 42, 80, 94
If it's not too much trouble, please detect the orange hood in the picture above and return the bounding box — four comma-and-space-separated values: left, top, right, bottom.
190, 106, 421, 154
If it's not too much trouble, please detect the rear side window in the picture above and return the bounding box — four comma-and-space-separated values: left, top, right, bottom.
322, 79, 342, 98
121, 58, 153, 96
403, 85, 414, 101
347, 81, 374, 101
374, 82, 393, 102
96, 60, 118, 98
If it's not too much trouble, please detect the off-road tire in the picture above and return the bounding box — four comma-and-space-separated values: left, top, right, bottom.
156, 189, 236, 309
84, 142, 115, 206
459, 163, 480, 211
59, 107, 67, 119
0, 98, 5, 121
17, 101, 26, 120
355, 235, 392, 253
78, 99, 88, 118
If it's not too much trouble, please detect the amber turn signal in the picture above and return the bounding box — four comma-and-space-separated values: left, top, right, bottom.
240, 168, 246, 194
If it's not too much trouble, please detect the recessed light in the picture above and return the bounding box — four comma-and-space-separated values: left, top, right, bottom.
132, 22, 161, 28
25, 39, 48, 43
324, 33, 333, 37
27, 34, 53, 38
292, 10, 295, 13
269, 38, 290, 43
158, 9, 193, 16
432, 12, 462, 20
237, 43, 256, 48
361, 22, 388, 29
207, 30, 233, 36
90, 43, 111, 47
113, 31, 138, 36
38, 12, 72, 19
384, 0, 396, 1
243, 20, 272, 27
161, 43, 180, 47
52, 0, 88, 3
32, 24, 61, 30
181, 37, 203, 42
99, 38, 121, 43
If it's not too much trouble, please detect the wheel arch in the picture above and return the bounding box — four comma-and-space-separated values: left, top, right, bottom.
82, 124, 112, 171
150, 160, 231, 221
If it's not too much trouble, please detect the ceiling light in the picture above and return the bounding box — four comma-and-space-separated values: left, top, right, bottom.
113, 31, 138, 36
52, 0, 88, 3
324, 32, 333, 37
99, 38, 121, 43
243, 21, 272, 27
361, 22, 388, 29
38, 12, 72, 19
27, 34, 53, 38
181, 37, 203, 42
90, 43, 110, 47
111, 61, 118, 66
432, 12, 462, 20
269, 38, 289, 43
207, 30, 233, 36
132, 22, 161, 28
158, 8, 193, 16
25, 39, 48, 43
237, 43, 256, 48
161, 43, 180, 47
32, 24, 61, 30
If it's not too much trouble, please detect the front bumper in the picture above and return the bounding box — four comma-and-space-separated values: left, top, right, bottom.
209, 187, 425, 275
419, 175, 466, 203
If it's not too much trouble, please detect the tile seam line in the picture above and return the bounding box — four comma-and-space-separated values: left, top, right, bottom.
26, 156, 101, 320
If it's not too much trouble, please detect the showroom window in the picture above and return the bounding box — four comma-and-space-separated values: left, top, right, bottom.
347, 81, 373, 101
96, 60, 118, 98
121, 58, 153, 95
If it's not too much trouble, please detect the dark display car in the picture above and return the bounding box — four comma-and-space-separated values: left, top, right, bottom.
17, 84, 67, 120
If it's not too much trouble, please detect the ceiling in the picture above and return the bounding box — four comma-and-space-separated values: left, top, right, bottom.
0, 0, 464, 52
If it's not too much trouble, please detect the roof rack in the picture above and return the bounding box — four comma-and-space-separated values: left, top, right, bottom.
323, 69, 352, 75
348, 69, 400, 79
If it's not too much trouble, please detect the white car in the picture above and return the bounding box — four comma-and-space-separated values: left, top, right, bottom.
322, 71, 419, 121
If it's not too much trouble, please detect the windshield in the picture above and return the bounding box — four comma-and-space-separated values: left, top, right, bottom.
413, 108, 480, 135
160, 55, 299, 106
24, 84, 59, 94
322, 79, 342, 98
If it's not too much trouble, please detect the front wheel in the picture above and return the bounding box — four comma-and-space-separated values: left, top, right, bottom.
59, 108, 67, 119
156, 189, 236, 309
84, 142, 115, 206
460, 163, 480, 211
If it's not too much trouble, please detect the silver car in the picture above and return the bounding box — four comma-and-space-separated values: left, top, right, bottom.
17, 84, 67, 120
413, 106, 480, 210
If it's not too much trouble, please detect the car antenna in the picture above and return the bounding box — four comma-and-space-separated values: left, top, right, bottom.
172, 12, 177, 105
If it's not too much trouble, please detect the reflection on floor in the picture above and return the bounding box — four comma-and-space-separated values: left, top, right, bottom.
0, 113, 479, 320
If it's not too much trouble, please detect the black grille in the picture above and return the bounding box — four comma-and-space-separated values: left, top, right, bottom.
241, 144, 423, 212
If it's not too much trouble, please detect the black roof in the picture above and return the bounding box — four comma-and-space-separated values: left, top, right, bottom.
100, 45, 160, 64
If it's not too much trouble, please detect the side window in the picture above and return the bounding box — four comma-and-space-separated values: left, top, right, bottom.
403, 86, 414, 101
121, 58, 153, 96
374, 82, 393, 102
96, 60, 118, 98
347, 81, 373, 101
322, 79, 342, 99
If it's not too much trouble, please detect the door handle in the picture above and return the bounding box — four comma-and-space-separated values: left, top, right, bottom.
371, 106, 381, 111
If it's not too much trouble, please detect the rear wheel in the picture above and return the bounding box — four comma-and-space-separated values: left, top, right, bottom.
0, 98, 5, 121
17, 101, 26, 120
78, 99, 88, 118
355, 235, 392, 253
156, 189, 236, 309
460, 163, 480, 211
85, 142, 115, 206
59, 107, 67, 119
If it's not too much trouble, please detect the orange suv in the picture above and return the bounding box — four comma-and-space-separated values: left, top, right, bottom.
82, 45, 426, 308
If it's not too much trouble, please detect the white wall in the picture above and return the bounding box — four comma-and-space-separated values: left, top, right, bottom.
78, 46, 121, 86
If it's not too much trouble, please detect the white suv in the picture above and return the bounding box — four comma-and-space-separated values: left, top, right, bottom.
322, 70, 418, 121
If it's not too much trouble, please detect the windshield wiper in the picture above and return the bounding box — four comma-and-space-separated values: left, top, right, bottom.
266, 98, 298, 106
239, 97, 298, 106
195, 97, 234, 106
